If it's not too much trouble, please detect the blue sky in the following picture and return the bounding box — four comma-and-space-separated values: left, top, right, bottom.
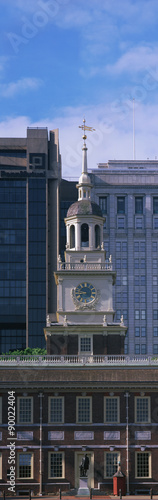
1, 0, 158, 177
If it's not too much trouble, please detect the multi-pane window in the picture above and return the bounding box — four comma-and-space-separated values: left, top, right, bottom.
122, 242, 127, 252
153, 276, 158, 286
116, 242, 121, 252
152, 242, 157, 252
49, 397, 64, 424
135, 217, 143, 229
153, 310, 158, 320
136, 452, 151, 478
122, 276, 127, 285
141, 344, 146, 354
49, 452, 64, 478
141, 259, 145, 269
141, 309, 146, 319
135, 344, 140, 354
116, 310, 121, 321
122, 292, 127, 302
18, 397, 33, 424
153, 259, 157, 269
135, 293, 140, 303
80, 337, 92, 353
134, 259, 139, 269
153, 293, 158, 303
122, 259, 127, 269
154, 327, 158, 337
116, 259, 121, 269
104, 397, 119, 423
99, 197, 107, 214
77, 397, 91, 423
135, 327, 140, 337
141, 293, 146, 303
117, 217, 125, 229
141, 276, 145, 286
135, 310, 140, 320
135, 397, 150, 423
123, 309, 127, 320
140, 242, 145, 252
153, 344, 158, 354
153, 197, 158, 214
104, 452, 120, 477
135, 197, 143, 214
117, 197, 125, 214
135, 276, 139, 286
134, 242, 139, 252
141, 327, 146, 337
18, 453, 33, 478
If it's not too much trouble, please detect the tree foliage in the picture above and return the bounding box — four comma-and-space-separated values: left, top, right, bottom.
4, 347, 47, 356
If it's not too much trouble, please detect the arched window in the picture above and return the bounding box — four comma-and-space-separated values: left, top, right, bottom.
81, 223, 89, 247
70, 225, 75, 248
95, 224, 100, 248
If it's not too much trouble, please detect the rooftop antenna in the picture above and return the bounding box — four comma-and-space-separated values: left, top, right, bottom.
132, 98, 136, 161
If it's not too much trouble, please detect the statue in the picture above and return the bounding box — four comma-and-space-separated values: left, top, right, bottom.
79, 454, 90, 477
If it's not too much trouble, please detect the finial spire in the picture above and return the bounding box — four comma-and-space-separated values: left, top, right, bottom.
78, 118, 95, 174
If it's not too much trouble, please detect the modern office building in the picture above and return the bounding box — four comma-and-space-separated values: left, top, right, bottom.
0, 128, 61, 353
89, 160, 158, 355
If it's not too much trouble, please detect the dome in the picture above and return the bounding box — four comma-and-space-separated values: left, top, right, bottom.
78, 172, 91, 185
66, 199, 103, 217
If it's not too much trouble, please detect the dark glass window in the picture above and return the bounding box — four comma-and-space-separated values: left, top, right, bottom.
135, 197, 143, 214
99, 197, 107, 213
117, 197, 125, 214
153, 197, 158, 214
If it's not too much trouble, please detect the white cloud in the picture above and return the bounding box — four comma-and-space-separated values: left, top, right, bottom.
0, 77, 42, 97
106, 46, 158, 75
0, 100, 158, 179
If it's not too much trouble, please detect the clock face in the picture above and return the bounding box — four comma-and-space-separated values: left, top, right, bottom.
75, 282, 96, 304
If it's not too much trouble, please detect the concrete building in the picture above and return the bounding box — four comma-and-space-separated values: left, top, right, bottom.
89, 160, 158, 356
0, 128, 61, 353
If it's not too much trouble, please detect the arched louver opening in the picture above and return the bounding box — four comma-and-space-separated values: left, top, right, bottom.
95, 224, 100, 248
70, 225, 75, 248
81, 223, 89, 247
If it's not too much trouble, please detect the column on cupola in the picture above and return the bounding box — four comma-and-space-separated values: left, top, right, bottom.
89, 223, 93, 249
66, 224, 70, 249
76, 221, 80, 250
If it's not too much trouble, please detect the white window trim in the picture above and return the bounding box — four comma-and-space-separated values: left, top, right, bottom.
76, 396, 92, 424
79, 335, 93, 355
135, 451, 151, 479
48, 451, 65, 479
135, 396, 151, 424
104, 396, 120, 424
104, 451, 120, 478
17, 396, 33, 424
17, 452, 34, 479
48, 396, 64, 424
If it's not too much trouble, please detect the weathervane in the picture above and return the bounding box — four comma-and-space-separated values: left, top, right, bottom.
79, 118, 95, 144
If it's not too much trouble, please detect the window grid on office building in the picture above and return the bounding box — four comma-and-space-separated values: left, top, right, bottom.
77, 397, 91, 423
18, 453, 33, 478
49, 452, 63, 478
135, 397, 150, 423
18, 397, 32, 423
136, 452, 150, 478
105, 452, 119, 477
49, 397, 63, 423
105, 397, 119, 423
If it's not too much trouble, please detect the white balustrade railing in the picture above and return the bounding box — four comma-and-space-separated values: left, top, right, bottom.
0, 354, 157, 366
57, 262, 113, 271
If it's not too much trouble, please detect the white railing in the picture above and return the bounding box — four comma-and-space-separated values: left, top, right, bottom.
0, 354, 157, 366
57, 262, 113, 271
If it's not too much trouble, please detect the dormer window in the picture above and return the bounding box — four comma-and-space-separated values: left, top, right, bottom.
81, 223, 89, 247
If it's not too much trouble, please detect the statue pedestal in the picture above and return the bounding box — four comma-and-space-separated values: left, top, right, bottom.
77, 476, 89, 496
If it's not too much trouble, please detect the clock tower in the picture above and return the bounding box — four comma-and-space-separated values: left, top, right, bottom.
45, 120, 127, 355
